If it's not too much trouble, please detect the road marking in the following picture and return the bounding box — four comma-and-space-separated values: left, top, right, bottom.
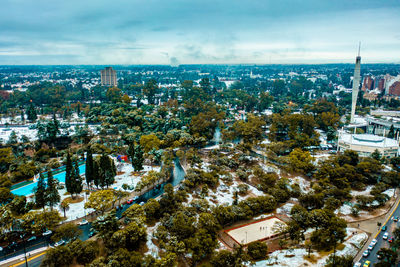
374, 198, 400, 239
10, 251, 46, 267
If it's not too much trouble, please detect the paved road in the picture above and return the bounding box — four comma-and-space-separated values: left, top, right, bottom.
355, 197, 400, 266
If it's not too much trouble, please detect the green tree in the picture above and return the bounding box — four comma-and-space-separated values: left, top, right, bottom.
143, 79, 158, 105
51, 223, 82, 242
132, 144, 144, 172
35, 172, 46, 209
106, 87, 123, 103
0, 187, 13, 205
376, 247, 397, 267
40, 246, 73, 267
65, 152, 73, 195
27, 102, 37, 122
288, 148, 315, 175
0, 147, 14, 173
71, 160, 83, 196
85, 147, 94, 187
46, 170, 60, 210
84, 189, 116, 215
247, 241, 268, 261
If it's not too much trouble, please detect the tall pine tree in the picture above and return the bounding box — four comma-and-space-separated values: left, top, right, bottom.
65, 152, 73, 196
132, 144, 144, 171
72, 160, 83, 196
128, 142, 135, 168
46, 170, 60, 210
93, 159, 100, 188
34, 171, 46, 209
27, 102, 37, 122
85, 148, 94, 187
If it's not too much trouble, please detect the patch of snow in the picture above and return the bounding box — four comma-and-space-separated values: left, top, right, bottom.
351, 186, 373, 197
383, 188, 395, 198
288, 176, 311, 193
276, 203, 295, 217
145, 222, 161, 258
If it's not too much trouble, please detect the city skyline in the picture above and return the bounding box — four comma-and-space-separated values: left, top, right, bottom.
0, 0, 400, 65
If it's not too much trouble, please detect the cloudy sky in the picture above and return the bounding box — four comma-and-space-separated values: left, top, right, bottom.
0, 0, 399, 65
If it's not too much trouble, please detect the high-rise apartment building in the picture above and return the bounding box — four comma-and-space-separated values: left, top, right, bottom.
101, 67, 117, 87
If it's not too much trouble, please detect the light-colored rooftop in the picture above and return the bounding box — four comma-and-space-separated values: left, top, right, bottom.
339, 133, 399, 148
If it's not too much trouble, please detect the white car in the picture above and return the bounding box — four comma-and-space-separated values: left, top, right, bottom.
54, 240, 65, 247
78, 219, 88, 225
383, 232, 389, 240
370, 239, 377, 247
353, 262, 361, 267
42, 230, 52, 236
367, 244, 374, 250
363, 250, 369, 257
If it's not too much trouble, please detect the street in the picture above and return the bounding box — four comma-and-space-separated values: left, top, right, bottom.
356, 199, 400, 266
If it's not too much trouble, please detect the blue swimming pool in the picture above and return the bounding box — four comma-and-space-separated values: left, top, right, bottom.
11, 164, 86, 196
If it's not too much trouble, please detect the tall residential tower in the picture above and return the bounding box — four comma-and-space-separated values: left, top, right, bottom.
350, 44, 361, 124
100, 67, 117, 87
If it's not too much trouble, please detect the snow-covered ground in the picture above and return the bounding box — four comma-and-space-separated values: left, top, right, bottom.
145, 222, 161, 258
249, 228, 367, 267
276, 203, 295, 217
204, 180, 265, 206
351, 186, 373, 197
113, 162, 161, 191
288, 176, 311, 193
0, 124, 98, 143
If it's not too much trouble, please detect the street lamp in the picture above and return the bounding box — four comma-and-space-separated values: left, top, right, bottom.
19, 234, 28, 267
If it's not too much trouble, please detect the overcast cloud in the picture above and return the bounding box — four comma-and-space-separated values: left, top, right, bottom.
0, 0, 399, 64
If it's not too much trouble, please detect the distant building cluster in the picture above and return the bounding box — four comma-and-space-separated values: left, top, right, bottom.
100, 67, 117, 87
361, 74, 400, 101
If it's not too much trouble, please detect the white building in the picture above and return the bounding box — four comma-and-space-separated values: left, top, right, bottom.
338, 133, 399, 158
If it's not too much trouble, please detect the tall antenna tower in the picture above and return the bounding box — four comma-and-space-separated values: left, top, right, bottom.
350, 43, 361, 124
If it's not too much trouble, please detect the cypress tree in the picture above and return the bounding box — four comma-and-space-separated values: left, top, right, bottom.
388, 125, 395, 139
128, 142, 135, 168
93, 159, 100, 188
86, 148, 94, 187
65, 152, 73, 195
73, 160, 83, 195
46, 170, 60, 210
27, 102, 37, 122
132, 144, 144, 171
104, 156, 116, 188
34, 172, 46, 209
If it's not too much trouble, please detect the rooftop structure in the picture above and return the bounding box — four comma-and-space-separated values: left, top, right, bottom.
338, 133, 399, 158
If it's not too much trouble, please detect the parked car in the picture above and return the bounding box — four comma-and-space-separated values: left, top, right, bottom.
389, 236, 394, 243
126, 199, 134, 204
54, 240, 65, 247
367, 244, 373, 250
370, 238, 377, 247
27, 236, 37, 242
383, 232, 389, 240
78, 219, 88, 225
382, 225, 387, 231
363, 250, 369, 257
353, 262, 361, 267
363, 260, 371, 267
394, 216, 399, 222
42, 230, 52, 236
